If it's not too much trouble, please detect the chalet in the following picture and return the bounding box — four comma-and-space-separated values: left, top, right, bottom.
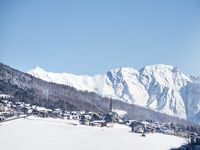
142, 123, 155, 133
0, 100, 13, 108
61, 111, 71, 119
70, 111, 81, 120
80, 111, 86, 115
33, 106, 52, 117
104, 112, 119, 123
15, 101, 25, 107
24, 104, 31, 108
80, 114, 92, 125
130, 121, 144, 133
62, 113, 71, 119
82, 112, 105, 127
87, 112, 102, 121
52, 109, 62, 118
0, 103, 12, 112
15, 102, 25, 112
21, 106, 33, 114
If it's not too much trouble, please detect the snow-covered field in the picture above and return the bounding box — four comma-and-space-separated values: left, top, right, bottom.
0, 117, 186, 150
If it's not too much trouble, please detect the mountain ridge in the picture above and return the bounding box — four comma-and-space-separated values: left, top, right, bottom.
27, 64, 200, 124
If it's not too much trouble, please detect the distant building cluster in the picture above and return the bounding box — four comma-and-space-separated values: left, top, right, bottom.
129, 120, 187, 137
0, 93, 200, 147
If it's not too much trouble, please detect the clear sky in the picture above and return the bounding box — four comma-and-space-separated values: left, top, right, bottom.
1, 0, 200, 76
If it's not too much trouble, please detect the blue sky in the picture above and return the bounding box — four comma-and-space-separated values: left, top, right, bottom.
1, 0, 200, 75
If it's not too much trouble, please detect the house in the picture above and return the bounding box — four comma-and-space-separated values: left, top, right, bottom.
70, 111, 80, 120
82, 112, 105, 127
104, 112, 119, 123
0, 101, 12, 112
15, 101, 25, 106
130, 121, 154, 134
15, 102, 25, 112
80, 114, 92, 125
80, 111, 86, 115
52, 109, 63, 118
0, 100, 13, 108
24, 104, 31, 108
61, 113, 71, 119
87, 112, 102, 121
21, 106, 33, 114
61, 111, 71, 119
33, 106, 52, 117
130, 121, 145, 133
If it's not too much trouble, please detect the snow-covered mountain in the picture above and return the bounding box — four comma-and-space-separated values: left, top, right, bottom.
27, 64, 200, 124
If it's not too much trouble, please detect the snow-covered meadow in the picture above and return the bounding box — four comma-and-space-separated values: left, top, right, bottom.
0, 117, 186, 150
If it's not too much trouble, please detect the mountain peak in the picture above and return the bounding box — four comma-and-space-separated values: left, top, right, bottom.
108, 67, 139, 75
27, 67, 48, 81
143, 64, 174, 71
27, 66, 47, 73
34, 66, 46, 72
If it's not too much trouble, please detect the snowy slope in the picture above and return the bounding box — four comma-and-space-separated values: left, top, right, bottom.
0, 117, 186, 150
27, 64, 200, 124
28, 67, 116, 98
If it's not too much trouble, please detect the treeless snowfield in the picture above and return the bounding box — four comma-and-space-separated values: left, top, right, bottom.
0, 117, 186, 150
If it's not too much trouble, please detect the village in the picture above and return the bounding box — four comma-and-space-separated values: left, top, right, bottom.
0, 94, 200, 147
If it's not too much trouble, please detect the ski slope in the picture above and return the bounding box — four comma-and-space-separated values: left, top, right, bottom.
0, 116, 186, 150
